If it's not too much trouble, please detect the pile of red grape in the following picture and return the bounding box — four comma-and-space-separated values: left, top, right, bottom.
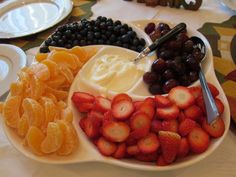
143, 22, 204, 94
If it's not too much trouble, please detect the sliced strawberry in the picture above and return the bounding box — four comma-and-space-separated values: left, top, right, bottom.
197, 116, 205, 125
208, 83, 219, 97
159, 131, 181, 163
113, 143, 126, 159
168, 86, 195, 109
135, 152, 158, 162
196, 96, 206, 114
111, 99, 134, 120
128, 126, 150, 140
79, 117, 86, 131
126, 135, 138, 146
202, 117, 225, 138
130, 111, 151, 130
156, 155, 168, 166
93, 96, 111, 113
179, 118, 197, 136
127, 145, 140, 155
139, 101, 155, 119
103, 110, 113, 125
177, 137, 190, 158
156, 104, 179, 120
102, 121, 130, 142
137, 133, 160, 154
155, 95, 172, 107
189, 86, 202, 99
178, 111, 187, 122
97, 137, 117, 156
76, 102, 94, 113
83, 116, 101, 138
112, 93, 132, 104
143, 97, 156, 107
215, 98, 224, 114
151, 119, 162, 133
134, 101, 143, 110
71, 92, 95, 104
188, 127, 210, 153
161, 119, 178, 133
184, 105, 202, 121
88, 110, 104, 120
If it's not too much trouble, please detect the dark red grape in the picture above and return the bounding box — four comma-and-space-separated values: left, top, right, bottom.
159, 50, 173, 60
179, 75, 191, 86
143, 72, 160, 84
177, 32, 189, 43
162, 69, 175, 80
186, 56, 200, 71
156, 23, 170, 31
162, 79, 179, 93
183, 40, 194, 53
149, 30, 161, 42
144, 22, 156, 34
193, 48, 205, 63
151, 58, 167, 73
149, 83, 163, 95
189, 71, 198, 82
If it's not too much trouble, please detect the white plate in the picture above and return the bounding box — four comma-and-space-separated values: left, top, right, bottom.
0, 0, 73, 39
221, 0, 236, 11
0, 44, 27, 97
0, 20, 231, 171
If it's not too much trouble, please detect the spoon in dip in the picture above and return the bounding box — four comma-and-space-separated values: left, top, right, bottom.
190, 36, 219, 124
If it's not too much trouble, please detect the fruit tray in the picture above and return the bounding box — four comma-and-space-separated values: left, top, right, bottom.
0, 19, 230, 171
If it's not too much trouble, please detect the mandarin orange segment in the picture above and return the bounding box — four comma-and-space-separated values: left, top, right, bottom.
41, 122, 63, 153
57, 100, 67, 110
59, 65, 74, 84
43, 93, 58, 103
28, 63, 50, 81
17, 71, 30, 88
41, 59, 59, 78
35, 53, 48, 62
22, 98, 44, 128
46, 86, 68, 101
0, 102, 3, 114
57, 120, 78, 155
17, 114, 29, 137
61, 107, 73, 123
10, 81, 24, 96
26, 126, 45, 155
70, 46, 88, 62
48, 46, 68, 52
30, 75, 45, 100
3, 96, 21, 128
46, 75, 66, 89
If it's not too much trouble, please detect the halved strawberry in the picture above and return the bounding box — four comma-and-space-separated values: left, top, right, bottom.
79, 117, 86, 131
178, 111, 187, 122
161, 119, 178, 133
189, 86, 202, 99
177, 137, 190, 158
134, 101, 143, 110
196, 96, 206, 113
102, 121, 130, 142
130, 111, 151, 130
137, 133, 160, 154
128, 126, 150, 140
202, 117, 225, 138
156, 104, 179, 120
184, 105, 202, 121
93, 96, 111, 113
103, 111, 113, 126
155, 95, 172, 107
151, 119, 162, 133
179, 118, 197, 136
168, 86, 195, 109
76, 102, 94, 113
97, 137, 117, 156
113, 143, 126, 159
159, 131, 181, 163
215, 98, 224, 115
112, 93, 132, 104
156, 155, 168, 166
139, 100, 155, 119
82, 116, 101, 138
188, 127, 210, 153
208, 83, 219, 97
135, 152, 158, 162
111, 99, 134, 120
71, 92, 95, 104
127, 145, 140, 155
88, 110, 104, 120
143, 97, 156, 107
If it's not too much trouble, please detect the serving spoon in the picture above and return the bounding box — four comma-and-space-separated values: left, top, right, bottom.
190, 36, 219, 124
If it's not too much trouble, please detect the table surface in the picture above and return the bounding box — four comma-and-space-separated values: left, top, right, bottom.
1, 0, 236, 177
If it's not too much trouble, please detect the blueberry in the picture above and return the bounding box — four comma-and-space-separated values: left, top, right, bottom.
65, 44, 72, 49
40, 46, 49, 53
127, 31, 136, 38
45, 38, 52, 45
100, 22, 107, 29
98, 39, 104, 44
122, 24, 129, 30
95, 32, 101, 39
140, 38, 146, 46
58, 39, 64, 46
109, 34, 117, 43
101, 16, 107, 22
72, 40, 79, 46
80, 40, 87, 46
76, 34, 82, 40
132, 38, 139, 46
50, 40, 57, 46
120, 28, 126, 35
114, 20, 121, 26
65, 30, 72, 38
105, 31, 112, 37
121, 34, 130, 43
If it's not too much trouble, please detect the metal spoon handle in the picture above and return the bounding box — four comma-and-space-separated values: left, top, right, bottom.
199, 69, 219, 124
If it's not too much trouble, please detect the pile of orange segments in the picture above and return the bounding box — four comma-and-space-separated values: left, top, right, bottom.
0, 46, 97, 156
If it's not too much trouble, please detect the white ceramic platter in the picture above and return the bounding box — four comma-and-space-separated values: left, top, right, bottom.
221, 0, 236, 11
0, 20, 231, 171
0, 44, 27, 98
0, 0, 73, 39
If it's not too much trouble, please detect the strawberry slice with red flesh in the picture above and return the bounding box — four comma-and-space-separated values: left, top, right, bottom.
168, 86, 195, 109
159, 131, 181, 164
188, 127, 210, 153
97, 137, 117, 156
111, 99, 134, 120
137, 133, 160, 154
103, 110, 113, 126
178, 111, 187, 122
143, 97, 156, 107
93, 96, 111, 113
179, 118, 197, 136
135, 152, 158, 162
156, 155, 168, 166
156, 104, 179, 120
189, 86, 202, 99
128, 126, 150, 140
76, 102, 94, 113
208, 83, 219, 97
184, 105, 203, 121
88, 110, 104, 121
127, 145, 140, 155
112, 93, 132, 104
177, 137, 190, 158
71, 92, 95, 104
215, 98, 224, 114
130, 111, 151, 130
139, 101, 155, 119
102, 121, 130, 142
79, 117, 87, 131
196, 96, 206, 114
202, 117, 225, 138
155, 95, 172, 107
161, 119, 178, 133
113, 143, 126, 159
151, 119, 162, 133
82, 116, 102, 139
134, 101, 144, 110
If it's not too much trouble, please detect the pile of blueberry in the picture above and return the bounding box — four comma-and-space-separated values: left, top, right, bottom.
40, 16, 146, 53
143, 22, 204, 95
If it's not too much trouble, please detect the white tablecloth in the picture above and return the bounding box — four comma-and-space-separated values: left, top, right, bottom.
1, 0, 236, 177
